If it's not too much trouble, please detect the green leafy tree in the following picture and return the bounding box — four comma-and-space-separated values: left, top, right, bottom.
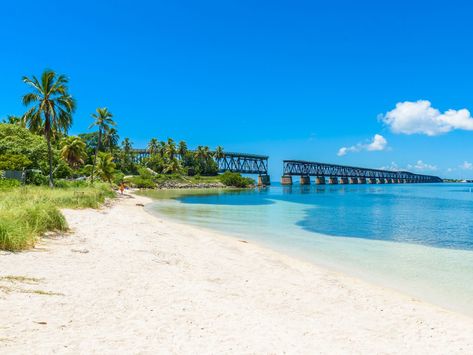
89, 108, 115, 183
22, 69, 76, 187
96, 152, 116, 184
60, 136, 87, 168
0, 124, 48, 169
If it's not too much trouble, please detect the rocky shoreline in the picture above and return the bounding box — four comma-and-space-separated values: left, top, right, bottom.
156, 181, 227, 189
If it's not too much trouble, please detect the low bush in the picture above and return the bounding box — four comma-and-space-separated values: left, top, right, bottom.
219, 171, 254, 188
0, 178, 21, 189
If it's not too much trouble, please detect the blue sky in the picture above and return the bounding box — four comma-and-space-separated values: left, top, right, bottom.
1, 0, 473, 178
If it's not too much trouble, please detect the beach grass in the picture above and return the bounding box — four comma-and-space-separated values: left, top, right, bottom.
0, 183, 114, 251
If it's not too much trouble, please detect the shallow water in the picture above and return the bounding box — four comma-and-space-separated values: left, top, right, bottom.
142, 183, 473, 316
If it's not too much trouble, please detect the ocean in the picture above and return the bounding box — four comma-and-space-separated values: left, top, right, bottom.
142, 183, 473, 316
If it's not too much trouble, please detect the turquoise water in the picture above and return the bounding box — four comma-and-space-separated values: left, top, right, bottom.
144, 183, 473, 316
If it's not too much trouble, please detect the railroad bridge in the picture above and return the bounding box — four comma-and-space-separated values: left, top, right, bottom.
132, 149, 270, 185
281, 160, 442, 185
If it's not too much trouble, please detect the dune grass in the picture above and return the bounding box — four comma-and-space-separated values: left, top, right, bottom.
0, 183, 114, 251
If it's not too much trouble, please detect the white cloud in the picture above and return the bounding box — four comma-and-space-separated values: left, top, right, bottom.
337, 134, 388, 156
380, 100, 473, 136
379, 161, 400, 171
407, 160, 437, 172
459, 161, 473, 170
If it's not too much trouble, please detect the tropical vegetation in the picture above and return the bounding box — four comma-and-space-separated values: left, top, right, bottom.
0, 68, 255, 250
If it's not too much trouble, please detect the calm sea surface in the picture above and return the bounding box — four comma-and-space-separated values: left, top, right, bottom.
142, 183, 473, 315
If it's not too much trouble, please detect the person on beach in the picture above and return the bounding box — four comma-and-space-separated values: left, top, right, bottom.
119, 182, 126, 195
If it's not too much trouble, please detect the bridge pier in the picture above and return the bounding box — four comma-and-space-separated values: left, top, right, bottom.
258, 174, 271, 186
359, 177, 367, 184
378, 178, 386, 184
281, 175, 293, 185
386, 178, 393, 184
349, 177, 358, 184
300, 175, 311, 185
316, 176, 326, 184
368, 178, 377, 184
340, 177, 349, 184
329, 176, 338, 184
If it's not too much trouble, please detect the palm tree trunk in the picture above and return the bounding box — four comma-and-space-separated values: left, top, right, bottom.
91, 129, 101, 183
44, 114, 54, 188
47, 133, 54, 188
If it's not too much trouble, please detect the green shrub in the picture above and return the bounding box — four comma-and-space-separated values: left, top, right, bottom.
25, 170, 49, 186
127, 176, 156, 188
0, 178, 21, 189
0, 154, 31, 170
219, 171, 254, 188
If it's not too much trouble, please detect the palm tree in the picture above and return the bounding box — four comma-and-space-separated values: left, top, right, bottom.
165, 138, 177, 159
214, 146, 225, 159
120, 138, 134, 173
22, 69, 76, 187
148, 138, 159, 155
61, 136, 87, 168
158, 141, 166, 158
2, 115, 25, 127
96, 152, 116, 184
164, 157, 182, 174
89, 107, 115, 183
194, 145, 210, 160
178, 141, 188, 158
103, 127, 119, 153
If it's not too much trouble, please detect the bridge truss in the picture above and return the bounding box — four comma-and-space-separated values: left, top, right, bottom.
283, 160, 442, 183
131, 149, 269, 175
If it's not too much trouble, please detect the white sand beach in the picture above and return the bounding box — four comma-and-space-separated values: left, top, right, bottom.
1, 192, 473, 354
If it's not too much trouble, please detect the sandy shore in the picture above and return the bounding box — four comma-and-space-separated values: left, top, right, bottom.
1, 193, 473, 354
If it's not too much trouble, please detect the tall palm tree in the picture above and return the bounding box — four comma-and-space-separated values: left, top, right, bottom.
148, 138, 159, 155
194, 145, 210, 160
22, 69, 76, 187
60, 136, 87, 168
120, 138, 134, 173
158, 141, 166, 158
178, 141, 188, 158
214, 146, 225, 159
165, 138, 177, 160
96, 152, 116, 184
89, 107, 115, 183
103, 127, 119, 153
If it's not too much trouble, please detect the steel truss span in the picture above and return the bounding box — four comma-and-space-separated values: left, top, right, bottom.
215, 152, 268, 174
282, 160, 442, 183
131, 149, 269, 175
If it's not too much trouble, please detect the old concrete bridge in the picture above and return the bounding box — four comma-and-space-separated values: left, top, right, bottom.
281, 160, 442, 185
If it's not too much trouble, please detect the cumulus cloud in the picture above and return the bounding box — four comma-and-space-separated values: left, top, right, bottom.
378, 162, 400, 171
337, 134, 387, 156
459, 161, 473, 170
380, 100, 473, 136
407, 160, 437, 172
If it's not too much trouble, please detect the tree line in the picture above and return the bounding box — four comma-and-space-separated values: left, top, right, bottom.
0, 69, 225, 187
